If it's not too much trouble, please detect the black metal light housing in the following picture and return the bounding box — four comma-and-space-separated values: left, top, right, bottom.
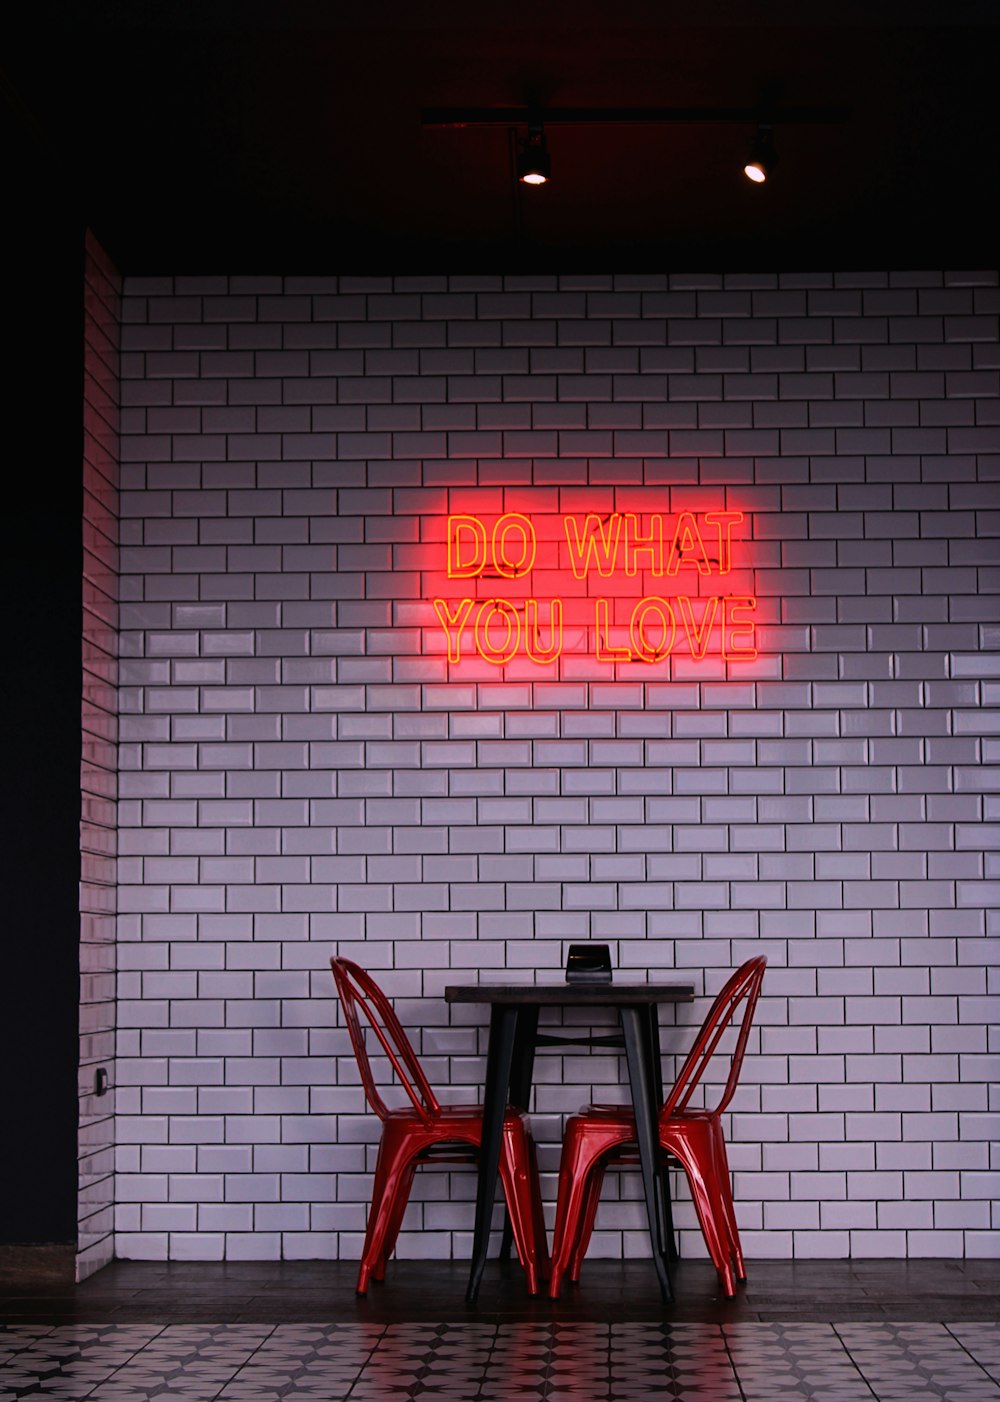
744, 124, 778, 183
517, 125, 551, 185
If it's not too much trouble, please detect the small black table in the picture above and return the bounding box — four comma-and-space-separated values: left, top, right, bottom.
443, 981, 695, 1303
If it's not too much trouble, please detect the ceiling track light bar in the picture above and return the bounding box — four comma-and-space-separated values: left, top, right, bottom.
422, 106, 848, 128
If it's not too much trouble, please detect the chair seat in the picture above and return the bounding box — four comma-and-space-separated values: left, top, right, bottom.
382, 1103, 526, 1125
379, 1105, 536, 1167
559, 1107, 722, 1178
581, 1103, 716, 1125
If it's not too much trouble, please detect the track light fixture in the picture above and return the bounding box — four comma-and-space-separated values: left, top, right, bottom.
424, 107, 845, 192
517, 123, 550, 186
744, 124, 778, 183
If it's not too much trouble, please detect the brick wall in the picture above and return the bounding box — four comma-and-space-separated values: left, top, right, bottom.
115, 271, 999, 1264
79, 232, 121, 1278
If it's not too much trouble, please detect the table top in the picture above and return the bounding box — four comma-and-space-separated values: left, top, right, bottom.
444, 981, 695, 1006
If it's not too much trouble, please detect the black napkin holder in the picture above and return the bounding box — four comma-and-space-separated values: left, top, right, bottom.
565, 943, 613, 984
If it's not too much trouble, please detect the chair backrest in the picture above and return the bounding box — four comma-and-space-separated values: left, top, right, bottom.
662, 956, 767, 1120
331, 957, 441, 1124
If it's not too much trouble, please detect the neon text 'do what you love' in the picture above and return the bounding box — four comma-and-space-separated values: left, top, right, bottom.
432, 511, 758, 666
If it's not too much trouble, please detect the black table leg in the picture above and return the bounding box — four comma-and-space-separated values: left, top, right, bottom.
508, 1004, 539, 1112
646, 1004, 664, 1105
646, 1003, 678, 1262
620, 1004, 673, 1301
499, 1005, 540, 1260
467, 1003, 519, 1303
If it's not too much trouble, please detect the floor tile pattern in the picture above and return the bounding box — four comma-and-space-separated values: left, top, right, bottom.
1, 1320, 998, 1401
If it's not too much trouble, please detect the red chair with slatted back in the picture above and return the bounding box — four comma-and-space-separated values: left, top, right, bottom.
332, 956, 548, 1294
549, 956, 766, 1299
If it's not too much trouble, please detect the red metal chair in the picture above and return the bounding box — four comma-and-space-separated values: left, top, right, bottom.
331, 956, 549, 1295
548, 955, 767, 1299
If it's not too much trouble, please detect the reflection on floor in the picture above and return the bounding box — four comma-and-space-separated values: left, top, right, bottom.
0, 1261, 998, 1401
1, 1319, 999, 1400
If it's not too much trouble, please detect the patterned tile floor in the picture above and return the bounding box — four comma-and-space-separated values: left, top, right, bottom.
2, 1319, 999, 1401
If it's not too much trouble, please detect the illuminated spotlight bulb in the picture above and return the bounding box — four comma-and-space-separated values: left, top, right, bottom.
517, 126, 551, 185
744, 124, 778, 183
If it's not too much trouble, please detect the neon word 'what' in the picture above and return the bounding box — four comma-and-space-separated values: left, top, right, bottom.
564, 511, 742, 578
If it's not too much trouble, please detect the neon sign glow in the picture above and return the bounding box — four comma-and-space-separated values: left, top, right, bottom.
430, 504, 759, 670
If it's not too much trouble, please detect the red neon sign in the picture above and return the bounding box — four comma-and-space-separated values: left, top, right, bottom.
431, 503, 759, 670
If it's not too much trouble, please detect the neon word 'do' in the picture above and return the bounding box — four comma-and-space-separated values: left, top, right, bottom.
449, 514, 537, 578
432, 508, 758, 668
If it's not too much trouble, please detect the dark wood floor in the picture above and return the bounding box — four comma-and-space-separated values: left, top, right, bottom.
1, 1257, 997, 1325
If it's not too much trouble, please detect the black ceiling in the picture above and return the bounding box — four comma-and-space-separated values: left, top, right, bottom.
4, 0, 1000, 272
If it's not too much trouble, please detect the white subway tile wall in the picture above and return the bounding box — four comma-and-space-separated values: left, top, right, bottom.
79, 232, 121, 1279
115, 272, 999, 1265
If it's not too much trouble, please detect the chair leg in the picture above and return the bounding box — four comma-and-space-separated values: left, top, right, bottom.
357, 1140, 418, 1295
372, 1161, 417, 1281
549, 1125, 616, 1299
709, 1127, 745, 1282
498, 1120, 547, 1295
666, 1138, 736, 1298
568, 1162, 606, 1283
527, 1133, 551, 1282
